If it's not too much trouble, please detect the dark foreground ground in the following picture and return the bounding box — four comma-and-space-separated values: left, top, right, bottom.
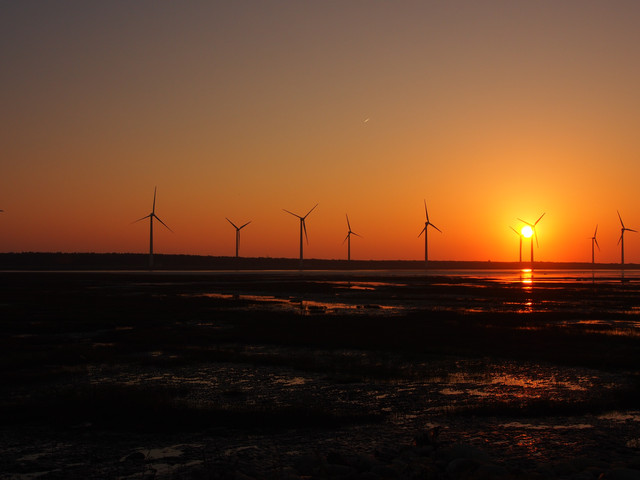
1, 271, 640, 479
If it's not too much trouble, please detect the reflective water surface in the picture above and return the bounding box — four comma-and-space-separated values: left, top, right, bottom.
172, 268, 640, 336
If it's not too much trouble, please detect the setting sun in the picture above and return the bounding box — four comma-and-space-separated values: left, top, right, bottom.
2, 2, 640, 265
521, 226, 534, 238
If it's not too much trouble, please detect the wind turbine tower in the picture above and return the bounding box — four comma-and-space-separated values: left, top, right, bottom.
591, 225, 600, 266
133, 187, 172, 269
283, 204, 318, 268
617, 211, 636, 268
517, 213, 545, 265
510, 226, 522, 263
343, 214, 361, 262
226, 218, 251, 259
418, 200, 442, 267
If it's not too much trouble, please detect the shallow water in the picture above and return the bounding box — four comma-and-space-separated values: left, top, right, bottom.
169, 269, 640, 335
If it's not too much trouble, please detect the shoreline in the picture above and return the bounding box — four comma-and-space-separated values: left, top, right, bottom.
1, 251, 639, 271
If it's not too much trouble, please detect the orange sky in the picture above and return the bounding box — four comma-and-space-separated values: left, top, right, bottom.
2, 1, 640, 263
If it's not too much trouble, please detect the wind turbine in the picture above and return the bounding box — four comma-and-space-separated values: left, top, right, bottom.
510, 226, 523, 263
226, 218, 251, 259
590, 225, 600, 266
617, 211, 636, 267
343, 214, 361, 262
517, 213, 545, 264
418, 200, 442, 266
133, 187, 172, 269
283, 204, 318, 268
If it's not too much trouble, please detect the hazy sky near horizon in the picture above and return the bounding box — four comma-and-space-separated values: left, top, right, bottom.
2, 1, 640, 262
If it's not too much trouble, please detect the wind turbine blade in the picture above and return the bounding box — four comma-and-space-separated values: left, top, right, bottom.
304, 203, 318, 219
342, 233, 349, 245
154, 215, 173, 232
617, 210, 625, 228
152, 186, 157, 214
594, 224, 598, 237
628, 228, 638, 233
303, 219, 309, 244
418, 226, 426, 238
132, 214, 151, 224
618, 233, 623, 245
352, 232, 362, 238
283, 209, 301, 219
509, 226, 519, 235
226, 217, 239, 229
594, 238, 600, 250
517, 218, 533, 227
239, 221, 251, 230
424, 199, 429, 222
534, 213, 545, 226
346, 214, 351, 231
430, 223, 442, 233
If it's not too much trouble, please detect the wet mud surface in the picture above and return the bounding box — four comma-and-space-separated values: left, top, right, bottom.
1, 271, 640, 478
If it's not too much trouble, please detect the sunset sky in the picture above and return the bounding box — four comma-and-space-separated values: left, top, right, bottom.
2, 1, 640, 263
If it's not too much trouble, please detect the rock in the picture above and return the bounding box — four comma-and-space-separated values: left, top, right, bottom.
552, 461, 576, 476
474, 464, 509, 479
371, 464, 401, 478
447, 458, 480, 479
292, 454, 323, 476
374, 446, 400, 462
443, 444, 491, 463
535, 463, 557, 478
415, 426, 442, 447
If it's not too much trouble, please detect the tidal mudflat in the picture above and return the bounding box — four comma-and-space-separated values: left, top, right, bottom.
1, 270, 639, 479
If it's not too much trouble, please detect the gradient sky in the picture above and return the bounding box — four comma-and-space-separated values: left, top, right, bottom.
2, 1, 640, 262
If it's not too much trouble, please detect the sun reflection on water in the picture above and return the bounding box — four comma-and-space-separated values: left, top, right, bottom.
520, 269, 533, 288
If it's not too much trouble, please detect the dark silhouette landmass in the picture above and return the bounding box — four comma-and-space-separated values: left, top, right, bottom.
0, 252, 636, 270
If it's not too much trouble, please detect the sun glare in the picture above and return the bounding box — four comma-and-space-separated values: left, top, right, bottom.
521, 225, 533, 238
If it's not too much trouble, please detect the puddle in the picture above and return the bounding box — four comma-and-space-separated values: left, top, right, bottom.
274, 376, 307, 386
501, 422, 593, 430
141, 446, 185, 460
598, 411, 640, 422
186, 293, 403, 315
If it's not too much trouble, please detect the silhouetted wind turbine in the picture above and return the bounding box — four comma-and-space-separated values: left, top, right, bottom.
133, 187, 172, 269
343, 214, 361, 262
617, 211, 636, 268
418, 200, 441, 267
517, 213, 545, 264
510, 226, 523, 263
590, 225, 600, 266
226, 218, 251, 259
283, 204, 318, 268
